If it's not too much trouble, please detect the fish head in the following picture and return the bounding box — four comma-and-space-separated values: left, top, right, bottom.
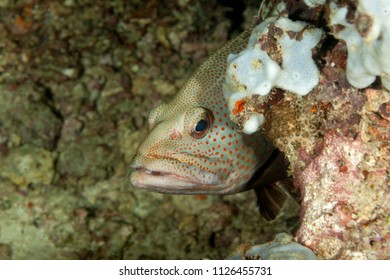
130, 29, 273, 194
130, 95, 273, 194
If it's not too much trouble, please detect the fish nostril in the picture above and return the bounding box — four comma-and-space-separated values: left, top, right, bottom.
129, 154, 142, 169
129, 160, 136, 169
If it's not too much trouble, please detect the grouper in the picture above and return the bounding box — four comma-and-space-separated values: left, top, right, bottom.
129, 30, 293, 220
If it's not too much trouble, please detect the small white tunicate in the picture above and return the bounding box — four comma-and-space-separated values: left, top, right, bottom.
243, 114, 264, 135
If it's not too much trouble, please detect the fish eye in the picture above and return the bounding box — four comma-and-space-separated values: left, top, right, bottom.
184, 107, 213, 139
191, 118, 209, 139
195, 119, 208, 132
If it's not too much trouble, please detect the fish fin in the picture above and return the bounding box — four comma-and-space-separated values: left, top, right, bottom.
244, 149, 298, 221
254, 180, 288, 221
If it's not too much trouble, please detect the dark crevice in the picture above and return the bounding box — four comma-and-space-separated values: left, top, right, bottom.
217, 0, 246, 36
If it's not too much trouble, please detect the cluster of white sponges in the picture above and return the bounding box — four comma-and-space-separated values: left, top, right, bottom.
329, 0, 390, 90
223, 16, 323, 134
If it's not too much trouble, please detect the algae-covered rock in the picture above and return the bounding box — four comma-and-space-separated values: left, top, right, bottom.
0, 84, 62, 151
0, 145, 55, 188
55, 135, 121, 187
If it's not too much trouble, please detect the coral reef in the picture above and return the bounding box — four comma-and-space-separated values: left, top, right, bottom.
262, 69, 390, 260
225, 0, 389, 259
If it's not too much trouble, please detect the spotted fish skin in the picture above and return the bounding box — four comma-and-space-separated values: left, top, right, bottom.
130, 31, 274, 195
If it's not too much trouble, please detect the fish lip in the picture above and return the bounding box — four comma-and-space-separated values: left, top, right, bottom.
130, 161, 202, 184
132, 166, 170, 177
130, 159, 175, 178
131, 166, 201, 184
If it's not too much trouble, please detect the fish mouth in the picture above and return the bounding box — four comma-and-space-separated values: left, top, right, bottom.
132, 166, 170, 176
131, 166, 198, 183
129, 156, 224, 194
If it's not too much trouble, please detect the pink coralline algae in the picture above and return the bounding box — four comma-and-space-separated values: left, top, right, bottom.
261, 80, 389, 259
295, 132, 389, 259
285, 85, 389, 259
261, 86, 389, 259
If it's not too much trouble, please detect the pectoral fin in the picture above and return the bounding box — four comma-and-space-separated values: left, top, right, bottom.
255, 180, 289, 221
245, 149, 298, 221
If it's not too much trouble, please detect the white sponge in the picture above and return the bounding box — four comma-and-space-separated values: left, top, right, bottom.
224, 17, 322, 101
329, 0, 390, 90
223, 16, 323, 133
276, 18, 323, 95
